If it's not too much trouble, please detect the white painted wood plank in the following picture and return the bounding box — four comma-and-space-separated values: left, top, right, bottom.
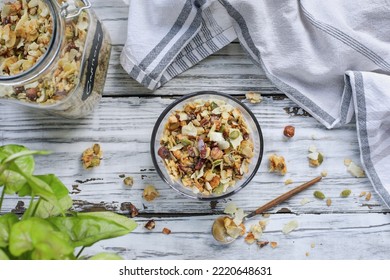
82, 213, 390, 259
0, 97, 384, 214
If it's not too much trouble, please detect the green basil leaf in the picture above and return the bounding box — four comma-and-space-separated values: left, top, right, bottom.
30, 174, 72, 218
0, 145, 35, 194
0, 248, 9, 260
89, 253, 123, 260
0, 213, 19, 248
9, 217, 74, 260
49, 212, 137, 247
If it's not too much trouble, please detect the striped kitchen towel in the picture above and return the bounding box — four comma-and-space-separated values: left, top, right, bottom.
121, 0, 390, 208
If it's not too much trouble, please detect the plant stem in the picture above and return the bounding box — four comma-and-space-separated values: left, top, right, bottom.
0, 187, 5, 212
22, 192, 35, 220
31, 197, 42, 217
76, 246, 86, 259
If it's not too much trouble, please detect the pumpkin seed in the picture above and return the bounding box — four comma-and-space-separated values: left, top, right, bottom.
340, 189, 351, 198
314, 190, 325, 200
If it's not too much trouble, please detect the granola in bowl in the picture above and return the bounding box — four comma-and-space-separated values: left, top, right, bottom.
151, 91, 264, 200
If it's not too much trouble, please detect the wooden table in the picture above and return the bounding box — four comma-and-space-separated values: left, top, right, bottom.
1, 0, 390, 260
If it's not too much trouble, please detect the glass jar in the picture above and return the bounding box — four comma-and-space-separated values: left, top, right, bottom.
0, 0, 111, 118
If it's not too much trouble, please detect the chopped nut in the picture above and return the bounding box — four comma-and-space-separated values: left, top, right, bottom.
143, 185, 160, 201
326, 198, 332, 207
365, 192, 372, 201
245, 91, 263, 104
210, 147, 224, 160
359, 191, 367, 197
311, 242, 315, 248
144, 219, 156, 230
257, 241, 269, 248
162, 228, 171, 235
81, 143, 103, 169
269, 154, 287, 175
129, 203, 139, 218
244, 232, 256, 244
340, 189, 352, 198
321, 171, 328, 177
284, 179, 293, 185
262, 213, 271, 218
123, 176, 134, 187
308, 152, 324, 167
283, 125, 295, 138
305, 252, 310, 257
270, 241, 278, 249
313, 190, 325, 200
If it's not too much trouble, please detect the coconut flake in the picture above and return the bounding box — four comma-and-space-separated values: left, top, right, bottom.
224, 202, 238, 215
347, 161, 365, 178
282, 220, 299, 234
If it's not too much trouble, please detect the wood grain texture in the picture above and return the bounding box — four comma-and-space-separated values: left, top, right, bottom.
82, 213, 390, 260
0, 97, 385, 215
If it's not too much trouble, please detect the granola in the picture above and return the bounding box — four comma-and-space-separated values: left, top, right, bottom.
158, 99, 255, 196
0, 0, 53, 76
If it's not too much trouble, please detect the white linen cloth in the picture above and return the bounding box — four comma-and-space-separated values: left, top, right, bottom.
120, 0, 390, 208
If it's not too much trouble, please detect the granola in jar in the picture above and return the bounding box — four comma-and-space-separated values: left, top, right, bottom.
0, 0, 111, 118
157, 99, 255, 196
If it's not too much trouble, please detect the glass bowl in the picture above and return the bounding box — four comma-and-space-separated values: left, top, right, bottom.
151, 91, 264, 201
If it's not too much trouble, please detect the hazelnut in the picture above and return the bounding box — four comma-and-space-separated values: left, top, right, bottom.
162, 227, 171, 235
283, 125, 295, 138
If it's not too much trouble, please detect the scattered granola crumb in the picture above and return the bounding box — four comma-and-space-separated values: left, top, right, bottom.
306, 252, 310, 257
269, 154, 287, 175
119, 174, 126, 178
123, 176, 134, 187
162, 228, 171, 235
300, 198, 312, 205
129, 203, 139, 218
257, 241, 269, 248
144, 220, 156, 230
347, 161, 365, 178
321, 171, 328, 177
284, 179, 293, 185
282, 220, 299, 234
270, 241, 278, 249
143, 185, 159, 201
283, 125, 295, 138
311, 242, 315, 249
365, 192, 372, 201
245, 91, 263, 104
262, 213, 271, 218
259, 220, 268, 231
81, 143, 103, 169
344, 158, 352, 166
244, 232, 256, 244
308, 145, 324, 167
326, 198, 332, 207
359, 191, 367, 197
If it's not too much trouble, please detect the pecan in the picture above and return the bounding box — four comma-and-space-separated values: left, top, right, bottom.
198, 139, 207, 159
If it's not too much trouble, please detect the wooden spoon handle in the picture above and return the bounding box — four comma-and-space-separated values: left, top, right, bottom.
245, 176, 322, 219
